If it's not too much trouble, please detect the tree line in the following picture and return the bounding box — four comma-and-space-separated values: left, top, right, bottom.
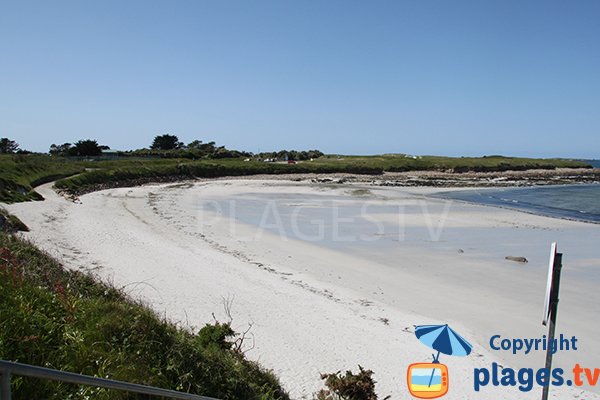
0, 135, 323, 160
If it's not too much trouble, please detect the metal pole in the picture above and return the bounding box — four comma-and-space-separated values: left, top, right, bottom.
541, 253, 562, 400
0, 371, 11, 400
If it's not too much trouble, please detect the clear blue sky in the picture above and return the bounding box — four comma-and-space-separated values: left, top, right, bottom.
1, 1, 598, 158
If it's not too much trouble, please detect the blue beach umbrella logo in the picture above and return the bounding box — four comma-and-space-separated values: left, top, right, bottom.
415, 324, 473, 362
407, 324, 473, 399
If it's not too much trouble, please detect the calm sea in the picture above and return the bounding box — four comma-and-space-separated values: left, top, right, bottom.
585, 159, 600, 168
437, 184, 600, 223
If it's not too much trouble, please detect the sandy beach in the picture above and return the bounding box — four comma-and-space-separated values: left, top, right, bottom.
5, 179, 600, 400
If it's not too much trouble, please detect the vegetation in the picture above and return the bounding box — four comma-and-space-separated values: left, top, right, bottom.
0, 136, 592, 203
52, 158, 383, 195
0, 154, 85, 202
127, 137, 252, 160
257, 150, 324, 161
0, 230, 288, 400
49, 143, 73, 156
0, 221, 391, 400
0, 138, 20, 154
0, 208, 29, 232
312, 154, 592, 173
51, 154, 590, 196
150, 134, 183, 151
49, 140, 108, 157
127, 144, 319, 161
315, 366, 389, 400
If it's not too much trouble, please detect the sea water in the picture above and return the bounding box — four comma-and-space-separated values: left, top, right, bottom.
584, 159, 600, 168
436, 184, 600, 224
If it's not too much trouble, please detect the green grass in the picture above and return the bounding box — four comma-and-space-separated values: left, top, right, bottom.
0, 231, 289, 400
0, 154, 85, 202
52, 155, 591, 196
0, 153, 591, 203
52, 158, 383, 194
313, 154, 591, 172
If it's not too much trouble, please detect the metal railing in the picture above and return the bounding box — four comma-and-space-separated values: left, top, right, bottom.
0, 360, 218, 400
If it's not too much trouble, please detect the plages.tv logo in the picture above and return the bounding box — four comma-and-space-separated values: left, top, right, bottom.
407, 324, 473, 399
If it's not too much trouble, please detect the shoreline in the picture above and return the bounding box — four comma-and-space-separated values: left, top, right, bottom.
54, 167, 600, 201
5, 179, 600, 399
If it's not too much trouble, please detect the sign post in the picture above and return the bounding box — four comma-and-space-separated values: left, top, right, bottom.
541, 242, 563, 400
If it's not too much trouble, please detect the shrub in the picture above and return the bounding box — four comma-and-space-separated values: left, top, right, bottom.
197, 322, 236, 351
315, 366, 389, 400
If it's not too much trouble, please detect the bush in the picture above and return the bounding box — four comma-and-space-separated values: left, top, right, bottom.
197, 322, 236, 351
315, 366, 389, 400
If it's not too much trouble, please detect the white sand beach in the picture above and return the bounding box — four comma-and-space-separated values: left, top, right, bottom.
5, 179, 600, 400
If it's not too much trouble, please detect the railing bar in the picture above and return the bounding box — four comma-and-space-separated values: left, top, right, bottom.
0, 360, 217, 400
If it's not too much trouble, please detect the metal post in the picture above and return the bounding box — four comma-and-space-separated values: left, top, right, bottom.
0, 371, 11, 400
541, 253, 562, 400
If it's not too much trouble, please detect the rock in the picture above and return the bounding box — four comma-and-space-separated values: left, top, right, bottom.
505, 256, 528, 263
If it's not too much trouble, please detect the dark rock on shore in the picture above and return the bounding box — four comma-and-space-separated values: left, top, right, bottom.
505, 256, 528, 263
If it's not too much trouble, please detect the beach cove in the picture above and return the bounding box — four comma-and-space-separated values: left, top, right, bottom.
6, 179, 600, 399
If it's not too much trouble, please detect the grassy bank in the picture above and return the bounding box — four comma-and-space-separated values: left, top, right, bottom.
52, 158, 383, 195
0, 230, 288, 400
0, 155, 85, 202
51, 155, 593, 196
0, 153, 591, 203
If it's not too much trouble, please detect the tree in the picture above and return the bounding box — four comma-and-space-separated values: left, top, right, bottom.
0, 138, 20, 154
276, 150, 289, 161
49, 143, 72, 156
187, 140, 203, 149
306, 149, 324, 159
69, 140, 103, 156
199, 141, 216, 154
151, 134, 182, 150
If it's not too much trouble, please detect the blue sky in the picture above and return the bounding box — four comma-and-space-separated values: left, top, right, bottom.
1, 1, 598, 158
